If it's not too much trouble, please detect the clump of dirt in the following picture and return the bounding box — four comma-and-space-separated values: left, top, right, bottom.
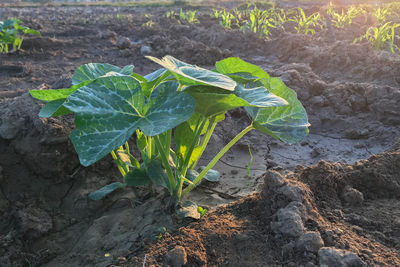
131, 142, 400, 266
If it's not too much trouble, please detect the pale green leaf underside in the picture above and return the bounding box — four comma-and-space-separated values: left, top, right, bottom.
64, 76, 195, 166
147, 55, 237, 91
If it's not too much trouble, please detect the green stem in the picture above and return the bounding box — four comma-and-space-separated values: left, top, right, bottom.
147, 136, 152, 160
181, 124, 255, 197
180, 117, 206, 177
110, 150, 126, 177
191, 116, 217, 169
154, 135, 176, 193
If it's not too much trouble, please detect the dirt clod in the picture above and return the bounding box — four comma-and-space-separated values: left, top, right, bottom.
163, 246, 187, 267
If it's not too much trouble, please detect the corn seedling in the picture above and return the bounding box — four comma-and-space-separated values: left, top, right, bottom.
31, 56, 309, 204
327, 3, 365, 28
291, 8, 323, 35
142, 14, 156, 28
0, 18, 40, 53
374, 6, 392, 25
220, 10, 235, 30
179, 9, 199, 24
354, 22, 400, 53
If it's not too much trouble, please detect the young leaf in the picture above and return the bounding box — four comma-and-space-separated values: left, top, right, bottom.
146, 55, 237, 91
64, 76, 195, 166
88, 182, 126, 200
247, 78, 310, 144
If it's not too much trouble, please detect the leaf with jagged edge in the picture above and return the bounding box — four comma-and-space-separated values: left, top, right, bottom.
63, 75, 195, 166
146, 55, 236, 91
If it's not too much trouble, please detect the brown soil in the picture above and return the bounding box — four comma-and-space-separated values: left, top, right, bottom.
0, 2, 399, 267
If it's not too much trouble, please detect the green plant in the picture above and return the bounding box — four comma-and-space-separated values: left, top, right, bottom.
179, 9, 199, 24
247, 145, 253, 177
291, 8, 323, 35
211, 9, 222, 19
220, 10, 235, 30
240, 5, 275, 38
30, 56, 309, 204
354, 22, 400, 53
142, 13, 156, 28
374, 5, 392, 25
197, 206, 207, 217
166, 10, 177, 20
327, 3, 365, 28
0, 18, 40, 53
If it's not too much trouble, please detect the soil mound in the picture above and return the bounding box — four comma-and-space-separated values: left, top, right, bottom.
130, 143, 400, 266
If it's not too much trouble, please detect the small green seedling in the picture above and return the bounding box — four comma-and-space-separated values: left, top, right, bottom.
31, 56, 309, 205
197, 206, 207, 217
0, 18, 40, 53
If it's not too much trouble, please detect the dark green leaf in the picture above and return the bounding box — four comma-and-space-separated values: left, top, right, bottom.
124, 168, 151, 186
185, 86, 249, 117
88, 182, 126, 200
146, 160, 171, 190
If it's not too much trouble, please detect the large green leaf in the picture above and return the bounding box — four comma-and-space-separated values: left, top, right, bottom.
64, 76, 195, 166
88, 182, 126, 200
247, 78, 310, 144
147, 55, 237, 91
72, 63, 134, 85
